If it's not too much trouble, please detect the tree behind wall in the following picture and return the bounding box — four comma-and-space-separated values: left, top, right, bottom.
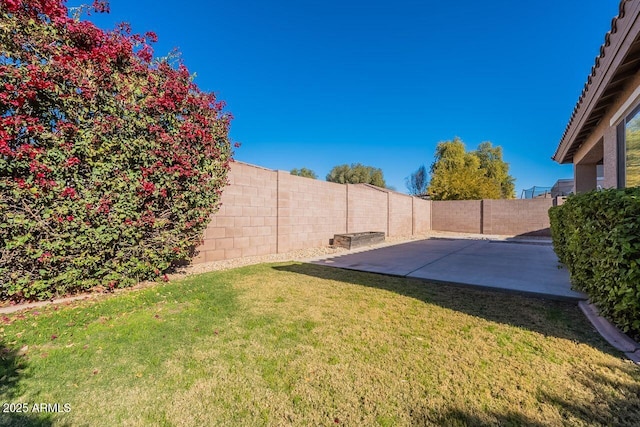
473, 142, 515, 198
326, 163, 386, 188
406, 165, 429, 196
290, 167, 317, 179
0, 0, 233, 300
427, 138, 513, 200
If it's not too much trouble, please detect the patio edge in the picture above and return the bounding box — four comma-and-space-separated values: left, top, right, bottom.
579, 301, 640, 364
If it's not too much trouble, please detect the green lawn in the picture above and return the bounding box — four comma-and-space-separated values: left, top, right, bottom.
1, 262, 639, 426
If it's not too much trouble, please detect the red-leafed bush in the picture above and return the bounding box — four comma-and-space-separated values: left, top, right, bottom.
0, 0, 234, 300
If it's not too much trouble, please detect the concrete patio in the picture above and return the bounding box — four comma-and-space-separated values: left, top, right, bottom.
310, 237, 587, 301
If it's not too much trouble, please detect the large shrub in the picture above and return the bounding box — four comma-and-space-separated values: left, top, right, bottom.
0, 0, 234, 300
549, 188, 640, 335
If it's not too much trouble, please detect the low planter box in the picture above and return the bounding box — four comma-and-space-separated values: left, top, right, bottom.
333, 232, 385, 249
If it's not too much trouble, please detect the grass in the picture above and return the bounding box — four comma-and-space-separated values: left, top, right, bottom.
1, 262, 639, 426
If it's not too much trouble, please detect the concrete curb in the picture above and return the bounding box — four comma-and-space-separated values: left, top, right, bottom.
0, 295, 96, 315
579, 301, 640, 364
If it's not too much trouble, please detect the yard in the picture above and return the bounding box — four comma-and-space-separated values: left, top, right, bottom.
1, 262, 639, 426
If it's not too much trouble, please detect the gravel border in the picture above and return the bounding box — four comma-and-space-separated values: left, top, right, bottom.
0, 234, 437, 314
180, 233, 439, 276
177, 231, 551, 276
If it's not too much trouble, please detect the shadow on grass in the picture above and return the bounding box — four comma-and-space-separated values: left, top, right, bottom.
428, 408, 548, 427
537, 361, 640, 426
0, 341, 55, 427
272, 263, 619, 356
273, 263, 640, 426
424, 362, 640, 426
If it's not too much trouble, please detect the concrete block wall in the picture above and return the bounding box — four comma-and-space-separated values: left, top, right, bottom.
277, 172, 347, 252
194, 161, 556, 264
194, 162, 277, 263
413, 198, 432, 234
388, 192, 413, 236
431, 200, 482, 233
347, 184, 389, 235
482, 199, 553, 236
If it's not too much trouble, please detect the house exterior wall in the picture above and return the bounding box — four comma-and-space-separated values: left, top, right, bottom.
573, 71, 640, 191
603, 125, 619, 189
575, 163, 599, 193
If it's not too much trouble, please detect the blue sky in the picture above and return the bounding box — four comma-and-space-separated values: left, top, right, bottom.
68, 0, 620, 195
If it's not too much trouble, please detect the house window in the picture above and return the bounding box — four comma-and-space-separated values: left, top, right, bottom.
618, 105, 640, 187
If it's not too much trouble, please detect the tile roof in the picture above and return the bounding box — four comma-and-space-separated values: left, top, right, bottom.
554, 0, 640, 163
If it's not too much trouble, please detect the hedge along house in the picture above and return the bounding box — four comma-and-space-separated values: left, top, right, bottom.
554, 0, 640, 191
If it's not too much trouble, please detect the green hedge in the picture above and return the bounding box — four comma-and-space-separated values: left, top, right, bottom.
549, 188, 640, 334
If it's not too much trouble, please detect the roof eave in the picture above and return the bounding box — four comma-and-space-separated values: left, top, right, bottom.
554, 0, 640, 164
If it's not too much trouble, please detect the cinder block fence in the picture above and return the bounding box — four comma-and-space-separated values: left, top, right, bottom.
193, 161, 555, 264
431, 199, 556, 236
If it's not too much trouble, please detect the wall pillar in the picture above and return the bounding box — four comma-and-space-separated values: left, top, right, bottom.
481, 199, 492, 235
603, 126, 619, 188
